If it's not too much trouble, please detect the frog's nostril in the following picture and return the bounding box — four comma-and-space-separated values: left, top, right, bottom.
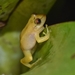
34, 18, 41, 24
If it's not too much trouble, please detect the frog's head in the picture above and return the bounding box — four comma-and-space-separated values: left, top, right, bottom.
28, 14, 46, 30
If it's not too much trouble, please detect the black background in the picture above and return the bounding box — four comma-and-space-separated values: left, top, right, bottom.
46, 0, 75, 25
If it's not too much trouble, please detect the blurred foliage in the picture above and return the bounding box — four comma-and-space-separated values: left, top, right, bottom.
0, 0, 19, 21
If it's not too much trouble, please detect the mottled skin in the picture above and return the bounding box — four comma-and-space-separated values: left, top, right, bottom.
20, 14, 50, 68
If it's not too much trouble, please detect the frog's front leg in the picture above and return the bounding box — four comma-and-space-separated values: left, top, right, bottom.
35, 25, 50, 43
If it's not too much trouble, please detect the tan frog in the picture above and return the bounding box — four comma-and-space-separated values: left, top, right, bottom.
20, 14, 50, 68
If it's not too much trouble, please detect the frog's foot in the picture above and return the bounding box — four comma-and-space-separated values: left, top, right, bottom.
21, 58, 42, 68
45, 24, 49, 33
31, 58, 42, 67
42, 24, 50, 40
43, 24, 50, 35
21, 62, 33, 68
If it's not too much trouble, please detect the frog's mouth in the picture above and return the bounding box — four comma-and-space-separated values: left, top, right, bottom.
42, 17, 48, 28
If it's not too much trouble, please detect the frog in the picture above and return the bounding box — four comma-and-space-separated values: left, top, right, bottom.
20, 14, 50, 68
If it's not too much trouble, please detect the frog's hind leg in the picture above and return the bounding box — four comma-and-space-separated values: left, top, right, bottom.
20, 50, 41, 68
20, 50, 33, 68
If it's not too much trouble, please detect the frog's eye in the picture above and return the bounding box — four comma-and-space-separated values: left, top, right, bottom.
34, 18, 41, 24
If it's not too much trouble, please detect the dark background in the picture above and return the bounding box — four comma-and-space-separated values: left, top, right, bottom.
46, 0, 75, 25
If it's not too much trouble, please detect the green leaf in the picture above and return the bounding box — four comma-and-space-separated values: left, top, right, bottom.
21, 22, 75, 75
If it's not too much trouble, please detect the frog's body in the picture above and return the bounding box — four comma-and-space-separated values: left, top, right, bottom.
20, 14, 50, 68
